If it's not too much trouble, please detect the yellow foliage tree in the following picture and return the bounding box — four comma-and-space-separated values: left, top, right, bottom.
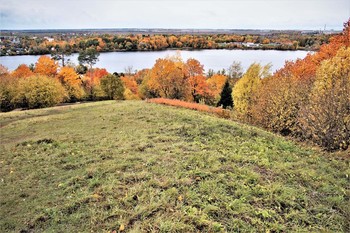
15, 75, 66, 109
233, 63, 271, 119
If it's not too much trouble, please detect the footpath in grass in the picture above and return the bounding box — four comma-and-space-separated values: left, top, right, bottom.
0, 100, 349, 232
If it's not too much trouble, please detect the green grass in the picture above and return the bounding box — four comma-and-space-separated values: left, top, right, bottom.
0, 100, 349, 232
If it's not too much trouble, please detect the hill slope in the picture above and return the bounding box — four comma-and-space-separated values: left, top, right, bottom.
0, 101, 348, 232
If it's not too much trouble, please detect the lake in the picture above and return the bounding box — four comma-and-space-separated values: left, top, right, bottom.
0, 49, 310, 73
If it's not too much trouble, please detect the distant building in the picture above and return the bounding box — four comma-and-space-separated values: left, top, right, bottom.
44, 37, 54, 42
242, 42, 260, 48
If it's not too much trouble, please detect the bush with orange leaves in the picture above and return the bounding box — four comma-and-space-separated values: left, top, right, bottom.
147, 98, 230, 119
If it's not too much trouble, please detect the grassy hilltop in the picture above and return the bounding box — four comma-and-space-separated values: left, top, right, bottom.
0, 101, 348, 232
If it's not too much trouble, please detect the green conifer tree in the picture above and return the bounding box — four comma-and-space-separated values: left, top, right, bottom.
217, 80, 233, 109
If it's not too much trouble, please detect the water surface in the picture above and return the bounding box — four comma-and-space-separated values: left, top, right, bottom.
0, 49, 310, 73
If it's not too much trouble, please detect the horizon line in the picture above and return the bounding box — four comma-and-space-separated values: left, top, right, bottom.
1, 27, 342, 32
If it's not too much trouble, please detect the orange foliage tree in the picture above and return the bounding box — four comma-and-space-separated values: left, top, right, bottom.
83, 68, 109, 100
12, 64, 34, 78
206, 74, 227, 104
56, 66, 84, 101
147, 58, 190, 100
121, 76, 140, 100
34, 55, 58, 76
188, 75, 213, 103
184, 58, 204, 77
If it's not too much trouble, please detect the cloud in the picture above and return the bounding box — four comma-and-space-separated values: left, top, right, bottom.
0, 0, 348, 29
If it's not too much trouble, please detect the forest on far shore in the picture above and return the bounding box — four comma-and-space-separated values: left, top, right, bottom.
1, 30, 333, 56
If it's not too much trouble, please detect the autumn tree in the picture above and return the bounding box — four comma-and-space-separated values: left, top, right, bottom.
138, 70, 158, 99
251, 75, 305, 135
34, 56, 58, 76
0, 75, 18, 111
15, 75, 66, 109
148, 58, 190, 100
134, 69, 150, 85
227, 61, 243, 87
124, 66, 135, 76
100, 74, 124, 100
85, 68, 109, 83
206, 74, 227, 105
184, 58, 204, 77
57, 66, 84, 101
121, 76, 140, 100
82, 68, 108, 100
207, 69, 215, 78
233, 63, 271, 119
188, 75, 213, 103
12, 64, 34, 78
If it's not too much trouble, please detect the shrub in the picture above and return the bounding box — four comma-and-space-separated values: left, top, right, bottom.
124, 88, 140, 100
251, 75, 309, 136
299, 47, 350, 150
15, 75, 67, 109
0, 76, 18, 112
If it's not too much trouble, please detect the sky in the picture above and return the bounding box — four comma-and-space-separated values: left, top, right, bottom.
0, 0, 349, 30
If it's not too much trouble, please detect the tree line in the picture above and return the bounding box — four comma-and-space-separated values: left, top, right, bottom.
1, 31, 332, 56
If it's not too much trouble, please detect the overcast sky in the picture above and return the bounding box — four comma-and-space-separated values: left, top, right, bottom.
0, 0, 349, 30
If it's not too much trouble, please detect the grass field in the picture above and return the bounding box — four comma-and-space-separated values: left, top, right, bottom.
0, 101, 349, 232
